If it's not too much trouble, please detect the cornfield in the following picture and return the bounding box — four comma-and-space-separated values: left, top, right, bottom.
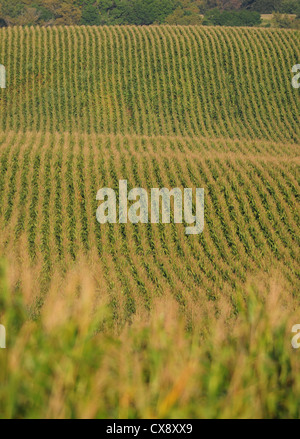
0, 25, 299, 419
0, 26, 299, 141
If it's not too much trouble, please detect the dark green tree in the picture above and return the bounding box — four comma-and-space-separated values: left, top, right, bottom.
204, 7, 261, 24
81, 3, 101, 24
241, 0, 282, 13
118, 0, 177, 25
0, 0, 25, 18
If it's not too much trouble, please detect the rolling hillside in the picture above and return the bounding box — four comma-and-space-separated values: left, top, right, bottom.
0, 131, 298, 321
0, 26, 299, 142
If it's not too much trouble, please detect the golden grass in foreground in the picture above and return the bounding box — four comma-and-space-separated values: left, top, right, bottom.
0, 259, 299, 419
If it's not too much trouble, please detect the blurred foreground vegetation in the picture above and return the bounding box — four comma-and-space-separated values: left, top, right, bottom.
0, 260, 299, 419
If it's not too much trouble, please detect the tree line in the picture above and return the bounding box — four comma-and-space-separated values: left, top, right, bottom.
0, 0, 299, 27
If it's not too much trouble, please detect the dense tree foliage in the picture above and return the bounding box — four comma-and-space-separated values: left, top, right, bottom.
0, 0, 299, 26
203, 7, 261, 24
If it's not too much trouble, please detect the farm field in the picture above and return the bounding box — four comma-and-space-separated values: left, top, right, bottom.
0, 26, 299, 419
